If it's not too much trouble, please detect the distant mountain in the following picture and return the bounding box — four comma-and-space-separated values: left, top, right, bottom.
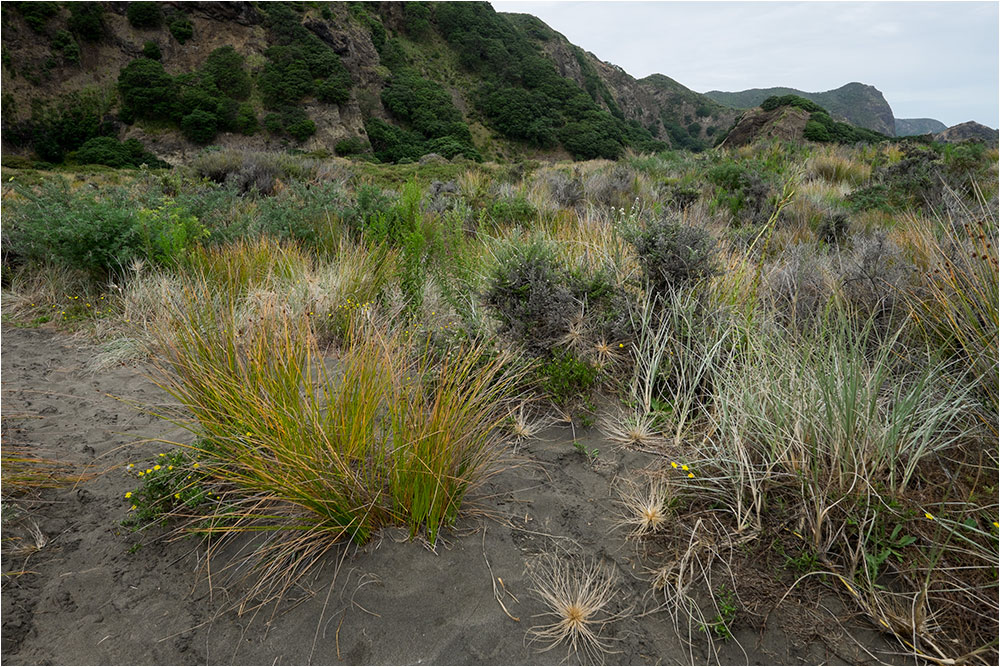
704, 82, 895, 136
934, 121, 999, 147
895, 118, 947, 137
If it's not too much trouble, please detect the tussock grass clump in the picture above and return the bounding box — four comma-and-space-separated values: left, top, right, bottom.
149, 293, 523, 604
525, 554, 624, 663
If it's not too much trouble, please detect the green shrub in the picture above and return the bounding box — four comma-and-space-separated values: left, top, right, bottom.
202, 46, 251, 99
235, 103, 258, 135
538, 349, 598, 407
335, 137, 366, 156
142, 40, 161, 60
486, 239, 576, 354
169, 15, 194, 43
126, 2, 162, 29
14, 2, 59, 33
52, 30, 80, 64
760, 94, 825, 114
118, 58, 175, 122
488, 195, 537, 225
72, 136, 165, 168
67, 2, 104, 41
181, 109, 218, 144
628, 216, 718, 295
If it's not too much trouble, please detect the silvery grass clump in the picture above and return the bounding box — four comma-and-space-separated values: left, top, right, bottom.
148, 289, 525, 610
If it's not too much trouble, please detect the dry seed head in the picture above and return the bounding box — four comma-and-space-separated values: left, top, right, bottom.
525, 555, 621, 662
616, 475, 671, 537
600, 410, 659, 447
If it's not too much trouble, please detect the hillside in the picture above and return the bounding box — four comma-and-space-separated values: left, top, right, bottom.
0, 1, 736, 165
934, 120, 999, 146
895, 117, 947, 136
704, 82, 896, 136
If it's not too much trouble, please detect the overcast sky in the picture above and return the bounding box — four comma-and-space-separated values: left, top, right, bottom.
490, 1, 999, 128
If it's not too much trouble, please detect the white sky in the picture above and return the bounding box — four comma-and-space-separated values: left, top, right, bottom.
490, 1, 1000, 128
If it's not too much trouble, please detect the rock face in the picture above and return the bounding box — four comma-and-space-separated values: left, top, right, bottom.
895, 118, 947, 137
705, 82, 896, 137
716, 106, 812, 149
934, 121, 1000, 147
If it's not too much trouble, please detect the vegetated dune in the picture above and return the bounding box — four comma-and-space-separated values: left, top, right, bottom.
2, 325, 889, 665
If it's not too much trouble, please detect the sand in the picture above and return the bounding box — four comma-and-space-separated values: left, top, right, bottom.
1, 324, 891, 665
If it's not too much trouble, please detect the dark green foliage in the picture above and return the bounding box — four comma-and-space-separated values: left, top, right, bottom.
142, 40, 162, 60
707, 162, 776, 226
126, 2, 162, 29
805, 111, 887, 145
5, 182, 201, 278
52, 30, 80, 64
257, 3, 352, 109
67, 2, 104, 41
263, 113, 283, 134
539, 350, 598, 406
488, 196, 537, 225
72, 136, 165, 168
235, 103, 258, 135
15, 91, 116, 163
817, 212, 851, 245
846, 184, 891, 213
282, 107, 316, 142
169, 15, 194, 44
376, 69, 479, 162
761, 94, 825, 114
335, 137, 367, 156
662, 116, 708, 152
14, 2, 59, 33
628, 217, 718, 295
181, 109, 218, 145
402, 2, 432, 40
434, 2, 653, 159
202, 46, 252, 100
118, 58, 175, 122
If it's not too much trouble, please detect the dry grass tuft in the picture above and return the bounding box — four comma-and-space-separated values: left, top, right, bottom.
525, 554, 624, 663
615, 474, 672, 537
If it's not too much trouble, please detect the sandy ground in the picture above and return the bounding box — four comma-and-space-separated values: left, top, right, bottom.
1, 324, 894, 665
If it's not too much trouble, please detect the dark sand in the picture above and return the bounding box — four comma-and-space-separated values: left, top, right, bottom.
2, 325, 892, 665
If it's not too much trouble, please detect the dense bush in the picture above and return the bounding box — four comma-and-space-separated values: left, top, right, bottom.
126, 2, 162, 29
67, 2, 104, 41
14, 2, 59, 33
142, 40, 161, 60
335, 137, 367, 156
72, 136, 165, 168
168, 15, 194, 43
235, 103, 258, 135
5, 182, 201, 277
804, 111, 887, 145
52, 30, 80, 64
202, 46, 252, 100
628, 216, 718, 295
11, 90, 117, 163
118, 58, 176, 122
181, 109, 218, 144
707, 162, 776, 226
760, 94, 825, 114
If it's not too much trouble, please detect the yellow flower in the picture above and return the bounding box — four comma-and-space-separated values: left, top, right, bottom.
174, 493, 181, 500
245, 432, 252, 437
125, 491, 132, 499
153, 465, 161, 471
687, 472, 694, 478
924, 512, 935, 521
145, 468, 152, 474
671, 462, 678, 468
681, 465, 689, 471
130, 505, 137, 511
193, 463, 200, 468
158, 453, 166, 457
137, 471, 144, 477
618, 343, 624, 348
168, 465, 173, 471
993, 521, 999, 529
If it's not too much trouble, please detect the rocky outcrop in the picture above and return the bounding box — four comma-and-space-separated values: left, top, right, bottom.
895, 118, 947, 137
934, 121, 999, 147
716, 106, 812, 149
705, 82, 896, 136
